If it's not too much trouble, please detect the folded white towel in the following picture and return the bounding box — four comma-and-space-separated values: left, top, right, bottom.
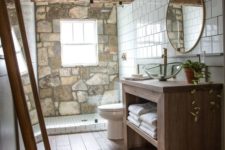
128, 102, 156, 116
140, 122, 156, 132
127, 116, 141, 127
129, 112, 140, 121
140, 112, 157, 126
140, 125, 157, 139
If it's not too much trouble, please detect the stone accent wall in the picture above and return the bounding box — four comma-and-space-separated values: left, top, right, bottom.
22, 74, 39, 125
36, 2, 119, 117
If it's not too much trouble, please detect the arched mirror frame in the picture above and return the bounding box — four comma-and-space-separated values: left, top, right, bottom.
0, 0, 50, 149
166, 0, 206, 54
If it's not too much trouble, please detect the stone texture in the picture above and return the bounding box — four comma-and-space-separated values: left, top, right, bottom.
81, 103, 96, 114
47, 6, 68, 19
105, 24, 117, 35
72, 92, 77, 100
53, 19, 60, 32
59, 68, 71, 76
77, 91, 88, 103
43, 42, 54, 47
97, 20, 103, 34
69, 7, 88, 18
107, 62, 118, 74
40, 33, 60, 42
27, 101, 32, 111
28, 94, 35, 109
61, 76, 78, 85
101, 90, 119, 105
47, 42, 61, 57
36, 6, 45, 14
36, 2, 48, 6
59, 101, 80, 115
37, 42, 42, 48
88, 85, 104, 95
90, 66, 107, 73
49, 57, 61, 70
36, 2, 119, 117
40, 98, 55, 116
21, 75, 30, 85
37, 21, 52, 32
110, 75, 117, 82
23, 85, 32, 94
39, 88, 52, 99
104, 3, 113, 8
38, 47, 48, 66
107, 6, 116, 24
36, 13, 46, 20
29, 110, 39, 125
108, 35, 118, 46
98, 35, 108, 44
98, 62, 108, 67
72, 80, 88, 91
54, 86, 73, 101
39, 76, 61, 88
71, 68, 79, 75
98, 44, 104, 52
39, 66, 51, 78
86, 73, 109, 85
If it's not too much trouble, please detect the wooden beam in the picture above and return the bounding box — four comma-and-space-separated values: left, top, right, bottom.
172, 0, 202, 5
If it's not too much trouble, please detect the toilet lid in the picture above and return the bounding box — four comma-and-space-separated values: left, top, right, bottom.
98, 103, 123, 112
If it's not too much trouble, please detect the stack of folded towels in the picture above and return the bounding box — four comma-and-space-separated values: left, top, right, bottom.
127, 102, 157, 139
139, 111, 157, 139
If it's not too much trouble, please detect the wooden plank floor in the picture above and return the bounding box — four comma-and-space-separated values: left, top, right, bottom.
37, 131, 124, 150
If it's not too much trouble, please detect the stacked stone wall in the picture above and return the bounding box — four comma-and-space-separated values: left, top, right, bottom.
36, 2, 119, 116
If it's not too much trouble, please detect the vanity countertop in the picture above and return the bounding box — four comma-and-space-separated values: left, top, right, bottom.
121, 79, 223, 93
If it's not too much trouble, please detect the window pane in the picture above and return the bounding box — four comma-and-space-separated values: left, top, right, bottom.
84, 21, 96, 43
62, 44, 98, 66
73, 22, 84, 43
60, 21, 73, 44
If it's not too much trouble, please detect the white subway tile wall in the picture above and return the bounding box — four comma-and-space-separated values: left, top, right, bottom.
117, 0, 223, 76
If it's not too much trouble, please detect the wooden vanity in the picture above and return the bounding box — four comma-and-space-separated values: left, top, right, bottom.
121, 79, 223, 150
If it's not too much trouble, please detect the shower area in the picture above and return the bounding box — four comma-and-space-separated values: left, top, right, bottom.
22, 0, 120, 139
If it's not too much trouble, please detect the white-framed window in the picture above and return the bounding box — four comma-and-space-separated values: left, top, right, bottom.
60, 20, 98, 67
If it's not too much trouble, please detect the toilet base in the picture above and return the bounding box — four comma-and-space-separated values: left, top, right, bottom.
107, 120, 123, 140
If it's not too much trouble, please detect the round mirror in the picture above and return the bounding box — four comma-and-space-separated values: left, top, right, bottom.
166, 0, 205, 53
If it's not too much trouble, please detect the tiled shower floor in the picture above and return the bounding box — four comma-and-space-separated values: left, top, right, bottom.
34, 113, 107, 142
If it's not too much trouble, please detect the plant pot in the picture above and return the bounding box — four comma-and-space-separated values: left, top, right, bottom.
184, 68, 195, 84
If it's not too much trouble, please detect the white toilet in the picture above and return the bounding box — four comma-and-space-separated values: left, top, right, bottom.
98, 103, 124, 140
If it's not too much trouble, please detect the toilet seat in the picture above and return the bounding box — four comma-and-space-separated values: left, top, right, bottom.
98, 103, 123, 112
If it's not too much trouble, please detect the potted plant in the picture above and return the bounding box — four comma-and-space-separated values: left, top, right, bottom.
182, 60, 209, 84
